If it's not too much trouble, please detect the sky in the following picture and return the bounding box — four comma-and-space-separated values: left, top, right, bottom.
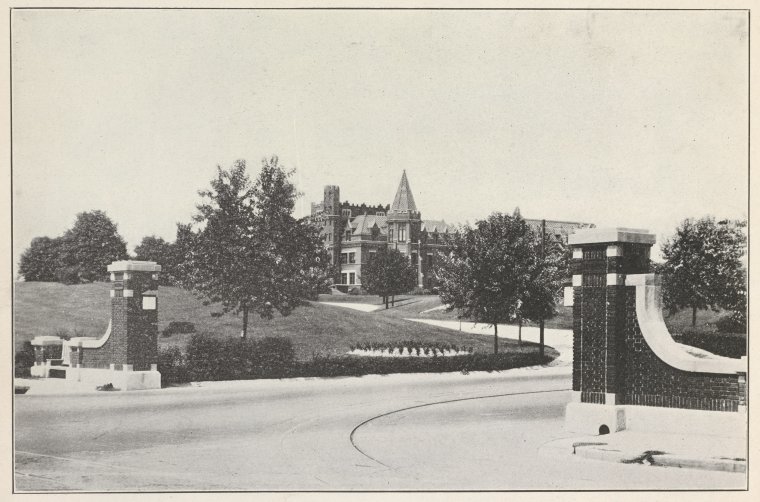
11, 9, 748, 269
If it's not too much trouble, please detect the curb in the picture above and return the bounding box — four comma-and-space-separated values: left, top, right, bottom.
572, 444, 746, 473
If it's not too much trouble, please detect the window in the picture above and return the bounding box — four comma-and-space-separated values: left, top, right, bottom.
398, 226, 406, 242
388, 228, 394, 242
427, 254, 433, 268
340, 253, 347, 264
348, 252, 356, 264
345, 230, 352, 241
341, 273, 348, 284
368, 251, 376, 262
349, 273, 356, 285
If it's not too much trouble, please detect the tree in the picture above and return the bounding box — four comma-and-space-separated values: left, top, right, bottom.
516, 228, 568, 357
435, 213, 564, 354
184, 157, 330, 338
18, 236, 63, 281
360, 246, 417, 309
57, 210, 128, 283
660, 216, 747, 327
134, 236, 175, 285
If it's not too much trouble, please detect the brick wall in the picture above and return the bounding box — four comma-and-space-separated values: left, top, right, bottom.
571, 230, 745, 412
622, 291, 742, 411
80, 266, 159, 371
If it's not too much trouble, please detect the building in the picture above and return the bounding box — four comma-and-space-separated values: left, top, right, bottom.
310, 171, 594, 292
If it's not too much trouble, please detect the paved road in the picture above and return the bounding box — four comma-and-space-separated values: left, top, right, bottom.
15, 365, 745, 491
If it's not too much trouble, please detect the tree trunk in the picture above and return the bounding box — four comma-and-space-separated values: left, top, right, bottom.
518, 317, 522, 346
692, 305, 697, 327
539, 319, 545, 359
242, 304, 249, 339
392, 294, 395, 307
493, 322, 499, 354
385, 295, 388, 309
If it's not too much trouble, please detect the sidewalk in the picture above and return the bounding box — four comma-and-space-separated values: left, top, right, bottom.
541, 429, 747, 474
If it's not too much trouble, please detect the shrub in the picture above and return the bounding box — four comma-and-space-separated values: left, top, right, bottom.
15, 341, 35, 378
410, 287, 434, 295
672, 329, 746, 359
715, 311, 746, 334
295, 352, 552, 378
158, 346, 191, 386
162, 321, 197, 337
185, 333, 296, 382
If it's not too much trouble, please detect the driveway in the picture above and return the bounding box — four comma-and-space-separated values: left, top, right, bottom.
14, 364, 744, 491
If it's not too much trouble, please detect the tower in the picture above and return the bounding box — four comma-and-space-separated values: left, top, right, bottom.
387, 170, 422, 261
323, 185, 342, 277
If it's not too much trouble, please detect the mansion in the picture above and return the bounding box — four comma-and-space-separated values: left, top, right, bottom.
310, 171, 593, 291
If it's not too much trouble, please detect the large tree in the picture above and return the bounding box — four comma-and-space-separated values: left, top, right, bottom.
660, 216, 747, 327
435, 213, 559, 354
18, 236, 63, 281
134, 235, 175, 285
57, 210, 129, 284
185, 157, 330, 338
360, 246, 417, 309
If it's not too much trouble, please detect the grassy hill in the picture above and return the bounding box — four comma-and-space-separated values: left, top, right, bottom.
14, 282, 554, 361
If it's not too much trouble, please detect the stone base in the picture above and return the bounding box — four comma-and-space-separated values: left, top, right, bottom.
566, 402, 747, 437
65, 366, 161, 391
625, 404, 747, 437
565, 402, 627, 435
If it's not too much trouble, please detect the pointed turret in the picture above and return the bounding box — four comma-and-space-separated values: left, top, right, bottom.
390, 170, 418, 215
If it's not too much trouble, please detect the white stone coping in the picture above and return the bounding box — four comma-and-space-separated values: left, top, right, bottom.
569, 227, 656, 246
107, 260, 162, 272
30, 336, 63, 346
62, 321, 112, 349
626, 273, 746, 374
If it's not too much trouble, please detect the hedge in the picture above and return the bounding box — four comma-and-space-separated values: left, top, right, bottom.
158, 334, 554, 386
672, 329, 746, 359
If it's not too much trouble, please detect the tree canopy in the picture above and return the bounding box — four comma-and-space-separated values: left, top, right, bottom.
360, 246, 417, 308
183, 157, 330, 338
434, 213, 566, 354
18, 210, 128, 284
660, 216, 747, 327
18, 236, 62, 282
134, 235, 175, 285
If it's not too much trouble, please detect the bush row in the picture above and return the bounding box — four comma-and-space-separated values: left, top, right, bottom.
673, 330, 746, 359
15, 341, 35, 378
157, 333, 553, 386
348, 340, 473, 355
715, 311, 746, 334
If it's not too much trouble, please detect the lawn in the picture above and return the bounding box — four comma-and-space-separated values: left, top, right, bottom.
318, 291, 737, 336
14, 282, 556, 361
319, 292, 575, 328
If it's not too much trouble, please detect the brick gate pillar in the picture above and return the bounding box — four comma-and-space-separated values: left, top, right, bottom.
106, 260, 162, 371
568, 228, 655, 408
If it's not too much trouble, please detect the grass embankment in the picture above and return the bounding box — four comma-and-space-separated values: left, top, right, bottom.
14, 282, 556, 362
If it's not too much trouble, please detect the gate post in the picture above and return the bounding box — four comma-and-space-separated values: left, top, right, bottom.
566, 228, 655, 433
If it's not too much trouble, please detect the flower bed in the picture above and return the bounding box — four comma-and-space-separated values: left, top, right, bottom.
348, 347, 472, 357
348, 340, 474, 358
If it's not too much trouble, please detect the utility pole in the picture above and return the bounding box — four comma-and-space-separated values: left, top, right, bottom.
539, 219, 545, 359
417, 239, 423, 288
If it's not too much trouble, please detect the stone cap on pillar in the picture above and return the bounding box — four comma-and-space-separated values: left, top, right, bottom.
568, 227, 656, 246
107, 260, 162, 273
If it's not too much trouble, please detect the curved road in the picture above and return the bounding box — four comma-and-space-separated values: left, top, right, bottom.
15, 361, 743, 491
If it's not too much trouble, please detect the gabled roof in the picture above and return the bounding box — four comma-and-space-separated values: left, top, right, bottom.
421, 219, 455, 234
350, 214, 388, 236
390, 170, 418, 213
